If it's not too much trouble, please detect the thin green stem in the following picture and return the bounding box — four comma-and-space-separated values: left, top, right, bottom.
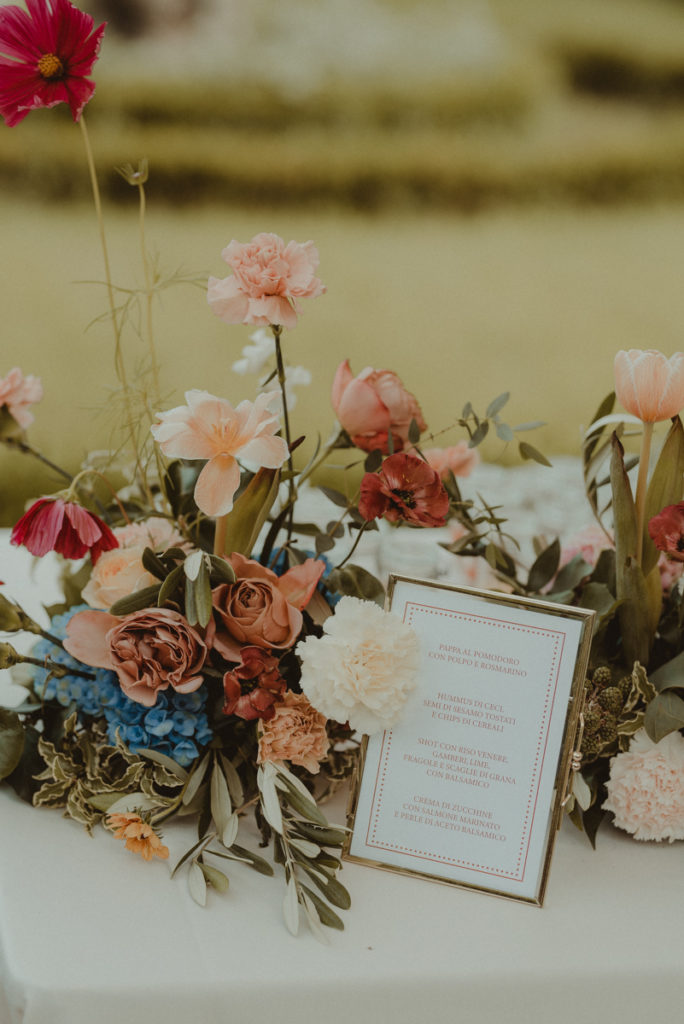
635, 420, 654, 565
272, 325, 295, 545
2, 436, 73, 483
137, 179, 160, 404
214, 514, 228, 557
334, 520, 369, 571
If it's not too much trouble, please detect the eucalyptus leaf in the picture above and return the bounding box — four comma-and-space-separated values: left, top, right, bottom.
289, 838, 321, 859
221, 813, 239, 849
280, 779, 328, 825
407, 417, 422, 445
527, 538, 561, 593
364, 449, 383, 473
518, 441, 552, 467
188, 861, 208, 906
319, 486, 349, 509
258, 767, 283, 834
109, 585, 161, 616
469, 421, 489, 447
300, 890, 329, 945
486, 391, 509, 418
300, 865, 352, 910
182, 750, 210, 806
219, 754, 245, 807
495, 422, 514, 443
300, 885, 345, 930
226, 844, 274, 876
200, 862, 230, 894
0, 710, 25, 780
210, 762, 233, 837
283, 877, 300, 936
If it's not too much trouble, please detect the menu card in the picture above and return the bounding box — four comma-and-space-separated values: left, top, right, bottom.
345, 577, 594, 904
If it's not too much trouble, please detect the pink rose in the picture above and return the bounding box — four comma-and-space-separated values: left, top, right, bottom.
421, 442, 479, 480
64, 607, 207, 707
0, 367, 43, 429
331, 359, 427, 454
81, 545, 157, 610
257, 691, 330, 774
207, 232, 325, 329
207, 553, 324, 661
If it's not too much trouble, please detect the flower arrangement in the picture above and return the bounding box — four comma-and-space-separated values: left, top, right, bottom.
1, 0, 683, 943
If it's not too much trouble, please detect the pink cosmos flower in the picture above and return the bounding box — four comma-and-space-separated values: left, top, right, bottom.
0, 0, 105, 128
207, 233, 325, 329
331, 359, 427, 454
359, 452, 449, 527
150, 389, 289, 518
648, 502, 684, 563
10, 497, 118, 563
614, 349, 684, 423
0, 367, 43, 429
421, 442, 480, 480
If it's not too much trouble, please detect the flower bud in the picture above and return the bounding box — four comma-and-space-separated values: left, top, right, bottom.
0, 593, 23, 632
0, 642, 20, 670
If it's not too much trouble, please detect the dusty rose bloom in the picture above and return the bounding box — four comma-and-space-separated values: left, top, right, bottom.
0, 367, 43, 429
603, 729, 684, 842
222, 646, 286, 721
113, 517, 186, 551
648, 502, 684, 563
208, 232, 325, 329
359, 452, 449, 527
106, 813, 169, 861
614, 349, 684, 423
257, 691, 330, 774
332, 359, 427, 454
421, 442, 479, 480
207, 553, 324, 661
82, 545, 157, 610
64, 607, 207, 707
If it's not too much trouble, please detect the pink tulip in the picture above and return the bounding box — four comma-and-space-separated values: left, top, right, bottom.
151, 389, 289, 518
331, 359, 427, 454
614, 349, 684, 423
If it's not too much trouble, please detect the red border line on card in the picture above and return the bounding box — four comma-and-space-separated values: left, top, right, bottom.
364, 600, 567, 883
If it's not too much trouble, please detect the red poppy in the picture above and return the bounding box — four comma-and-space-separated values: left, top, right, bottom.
359, 452, 449, 528
0, 0, 105, 128
648, 502, 684, 563
222, 646, 287, 721
10, 497, 118, 563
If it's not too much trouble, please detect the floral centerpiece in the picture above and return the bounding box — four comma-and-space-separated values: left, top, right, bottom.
1, 0, 684, 942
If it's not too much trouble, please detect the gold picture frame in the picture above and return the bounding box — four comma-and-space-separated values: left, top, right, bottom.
343, 575, 595, 906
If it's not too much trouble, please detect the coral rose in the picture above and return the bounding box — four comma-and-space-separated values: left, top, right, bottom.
64, 607, 207, 707
257, 691, 330, 773
359, 452, 449, 527
603, 729, 684, 842
614, 349, 684, 423
207, 553, 324, 661
421, 442, 480, 480
81, 545, 157, 610
648, 502, 684, 563
331, 359, 427, 454
0, 367, 43, 429
296, 595, 420, 735
207, 232, 325, 329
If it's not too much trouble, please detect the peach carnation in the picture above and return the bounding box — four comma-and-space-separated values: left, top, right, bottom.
106, 812, 169, 861
257, 691, 330, 774
603, 729, 684, 842
296, 596, 419, 735
113, 516, 186, 551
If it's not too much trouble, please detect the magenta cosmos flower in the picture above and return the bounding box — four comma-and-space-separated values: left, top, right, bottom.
207, 233, 325, 329
0, 0, 105, 128
151, 389, 289, 518
11, 497, 118, 562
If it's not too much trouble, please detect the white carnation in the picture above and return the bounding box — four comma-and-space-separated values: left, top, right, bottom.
603, 729, 684, 842
232, 328, 273, 375
296, 596, 420, 735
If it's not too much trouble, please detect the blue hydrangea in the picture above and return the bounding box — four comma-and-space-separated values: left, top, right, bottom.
31, 606, 213, 767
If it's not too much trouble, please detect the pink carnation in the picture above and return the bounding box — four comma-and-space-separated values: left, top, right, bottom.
603, 729, 684, 842
207, 232, 325, 329
0, 367, 43, 429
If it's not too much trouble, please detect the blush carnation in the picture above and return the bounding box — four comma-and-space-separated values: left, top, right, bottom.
208, 232, 325, 329
296, 596, 420, 735
257, 691, 330, 774
0, 367, 43, 429
603, 729, 684, 842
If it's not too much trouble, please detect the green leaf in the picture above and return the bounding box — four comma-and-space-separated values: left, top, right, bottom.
610, 433, 651, 666
141, 547, 169, 580
188, 861, 208, 906
210, 761, 233, 838
299, 864, 352, 910
200, 862, 230, 893
495, 422, 514, 443
109, 585, 161, 616
283, 877, 300, 936
527, 538, 561, 593
157, 564, 185, 606
280, 779, 328, 825
136, 747, 188, 782
407, 417, 422, 445
326, 564, 385, 605
223, 466, 281, 557
207, 556, 236, 585
518, 442, 551, 467
319, 486, 350, 509
643, 691, 684, 742
0, 710, 25, 781
225, 844, 274, 876
299, 885, 346, 930
512, 420, 546, 432
469, 421, 489, 447
315, 533, 336, 555
552, 553, 592, 593
486, 392, 510, 418
650, 651, 684, 693
218, 754, 244, 807
182, 751, 211, 806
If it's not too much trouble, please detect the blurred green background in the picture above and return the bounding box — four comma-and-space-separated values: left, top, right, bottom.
4, 0, 684, 523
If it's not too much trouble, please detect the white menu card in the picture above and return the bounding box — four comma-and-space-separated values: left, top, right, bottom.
345, 576, 594, 905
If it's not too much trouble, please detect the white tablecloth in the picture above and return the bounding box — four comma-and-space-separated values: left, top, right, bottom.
2, 530, 684, 1024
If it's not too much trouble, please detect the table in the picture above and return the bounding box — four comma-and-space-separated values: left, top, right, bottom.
2, 530, 683, 1024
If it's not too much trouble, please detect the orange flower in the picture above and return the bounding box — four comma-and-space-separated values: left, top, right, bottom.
614, 349, 684, 423
106, 812, 169, 862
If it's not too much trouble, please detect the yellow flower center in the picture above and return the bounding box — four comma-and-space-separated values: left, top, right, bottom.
37, 53, 64, 79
